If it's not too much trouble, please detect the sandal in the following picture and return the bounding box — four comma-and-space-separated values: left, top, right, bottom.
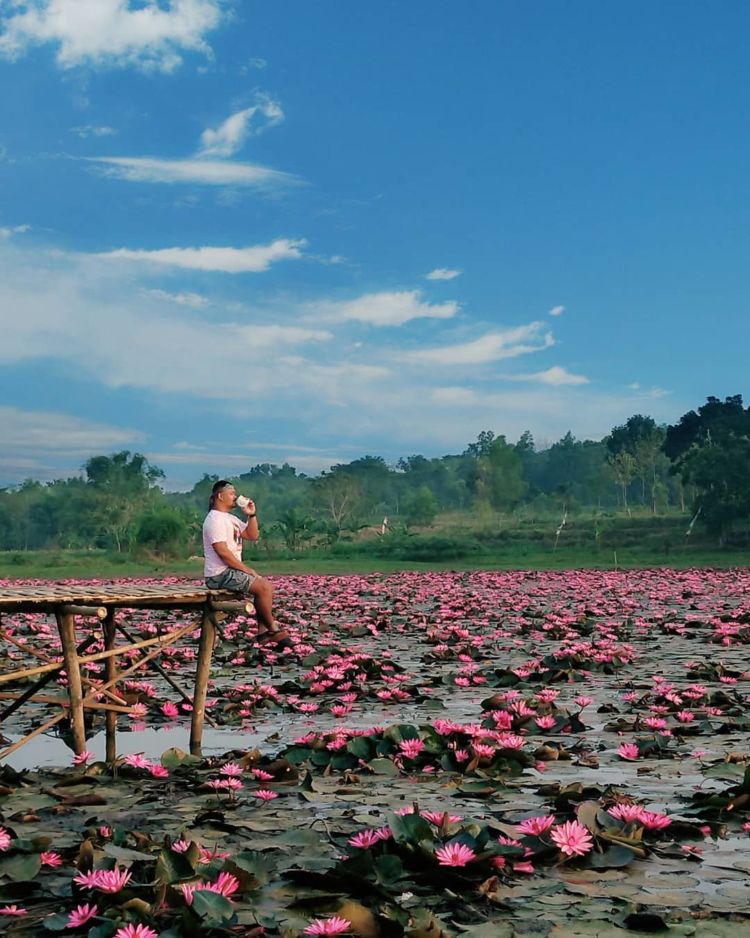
255, 629, 291, 645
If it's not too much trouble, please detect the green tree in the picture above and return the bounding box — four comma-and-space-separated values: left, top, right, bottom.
607, 451, 637, 513
402, 485, 439, 529
607, 415, 667, 510
274, 507, 315, 552
136, 507, 189, 557
665, 395, 750, 543
312, 470, 363, 534
474, 436, 527, 511
84, 451, 165, 552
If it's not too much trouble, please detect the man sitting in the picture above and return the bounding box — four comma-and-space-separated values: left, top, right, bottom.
202, 479, 288, 644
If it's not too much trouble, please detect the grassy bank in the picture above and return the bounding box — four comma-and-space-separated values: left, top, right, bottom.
2, 511, 748, 579
2, 544, 750, 579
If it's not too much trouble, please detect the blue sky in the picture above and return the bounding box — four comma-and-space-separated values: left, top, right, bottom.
1, 1, 748, 489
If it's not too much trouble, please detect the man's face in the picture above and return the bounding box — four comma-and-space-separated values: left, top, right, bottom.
216, 484, 237, 507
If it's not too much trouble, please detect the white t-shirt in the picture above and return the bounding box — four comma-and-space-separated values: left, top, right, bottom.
203, 510, 247, 577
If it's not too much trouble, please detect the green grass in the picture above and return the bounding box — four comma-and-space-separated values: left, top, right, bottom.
2, 544, 750, 580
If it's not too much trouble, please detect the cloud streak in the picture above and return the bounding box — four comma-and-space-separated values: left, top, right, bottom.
403, 322, 554, 365
309, 290, 459, 327
87, 155, 300, 188
96, 238, 307, 272
426, 267, 461, 281
505, 365, 589, 386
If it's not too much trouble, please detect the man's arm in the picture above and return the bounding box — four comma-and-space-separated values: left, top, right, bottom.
240, 500, 260, 541
212, 541, 257, 576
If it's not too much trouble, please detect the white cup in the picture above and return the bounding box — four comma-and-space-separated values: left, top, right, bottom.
235, 495, 250, 509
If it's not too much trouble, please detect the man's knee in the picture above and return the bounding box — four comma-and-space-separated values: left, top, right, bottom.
251, 576, 273, 601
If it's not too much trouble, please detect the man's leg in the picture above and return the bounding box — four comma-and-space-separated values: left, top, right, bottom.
247, 576, 275, 633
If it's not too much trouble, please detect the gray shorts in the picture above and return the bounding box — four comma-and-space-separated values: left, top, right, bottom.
205, 568, 257, 595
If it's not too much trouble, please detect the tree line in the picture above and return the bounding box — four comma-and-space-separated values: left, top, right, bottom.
1, 395, 748, 555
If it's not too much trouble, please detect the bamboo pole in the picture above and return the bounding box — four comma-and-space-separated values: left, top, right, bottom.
0, 635, 97, 723
189, 609, 216, 756
0, 712, 67, 762
0, 623, 198, 686
103, 609, 118, 764
0, 628, 56, 663
79, 621, 197, 707
115, 622, 218, 729
56, 612, 86, 755
59, 605, 107, 619
0, 693, 135, 714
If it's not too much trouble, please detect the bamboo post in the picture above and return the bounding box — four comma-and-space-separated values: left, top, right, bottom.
55, 611, 86, 755
189, 608, 216, 756
103, 609, 118, 764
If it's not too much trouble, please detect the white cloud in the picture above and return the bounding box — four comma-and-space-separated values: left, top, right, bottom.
97, 238, 307, 272
0, 224, 30, 239
87, 155, 299, 188
0, 404, 143, 484
142, 288, 210, 307
71, 124, 117, 138
0, 0, 224, 72
426, 267, 462, 281
198, 96, 284, 158
0, 241, 685, 476
403, 322, 554, 365
239, 56, 266, 74
309, 290, 459, 327
431, 387, 477, 405
507, 366, 589, 386
549, 304, 565, 317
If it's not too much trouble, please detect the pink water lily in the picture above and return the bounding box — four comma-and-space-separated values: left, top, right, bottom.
72, 750, 94, 766
617, 742, 640, 760
517, 815, 556, 836
399, 738, 425, 759
66, 903, 98, 928
435, 842, 477, 867
550, 820, 594, 857
113, 925, 159, 938
40, 851, 62, 867
303, 916, 352, 935
0, 828, 11, 852
74, 867, 132, 893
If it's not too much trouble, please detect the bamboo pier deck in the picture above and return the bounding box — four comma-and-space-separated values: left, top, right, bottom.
0, 583, 253, 763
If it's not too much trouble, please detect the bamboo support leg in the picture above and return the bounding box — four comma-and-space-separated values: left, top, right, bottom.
103, 609, 117, 764
190, 610, 216, 756
55, 612, 86, 755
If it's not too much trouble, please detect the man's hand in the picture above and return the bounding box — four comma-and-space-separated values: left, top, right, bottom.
241, 499, 257, 517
